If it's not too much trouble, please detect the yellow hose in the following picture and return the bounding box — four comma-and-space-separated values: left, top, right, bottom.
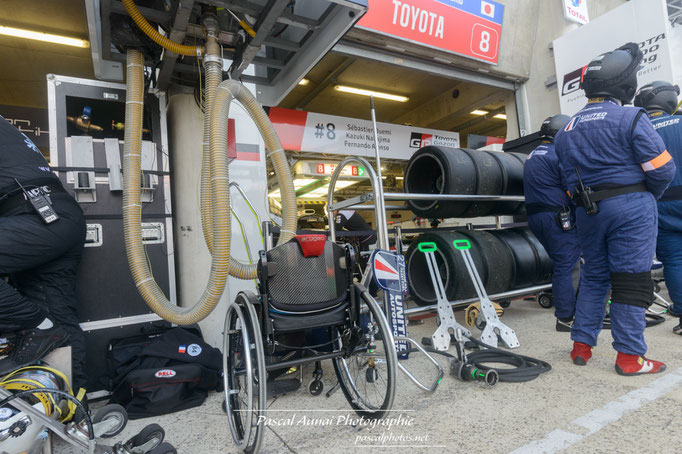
122, 49, 230, 324
121, 0, 202, 57
199, 42, 223, 252
210, 80, 298, 279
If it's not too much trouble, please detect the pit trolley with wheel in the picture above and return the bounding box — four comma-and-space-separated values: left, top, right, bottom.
223, 235, 398, 453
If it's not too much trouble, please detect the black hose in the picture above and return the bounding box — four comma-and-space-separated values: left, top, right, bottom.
418, 336, 551, 383
0, 388, 95, 440
462, 336, 552, 383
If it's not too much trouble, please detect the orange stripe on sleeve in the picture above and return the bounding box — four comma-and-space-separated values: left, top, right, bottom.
641, 150, 672, 172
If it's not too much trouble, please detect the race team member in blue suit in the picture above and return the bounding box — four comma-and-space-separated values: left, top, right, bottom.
524, 114, 578, 332
555, 43, 675, 376
635, 81, 682, 335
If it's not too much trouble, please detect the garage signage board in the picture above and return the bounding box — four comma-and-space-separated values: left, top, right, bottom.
562, 0, 589, 25
553, 0, 673, 116
268, 107, 459, 160
356, 0, 504, 65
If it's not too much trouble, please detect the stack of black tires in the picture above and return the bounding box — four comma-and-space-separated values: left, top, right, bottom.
405, 228, 552, 306
403, 146, 527, 218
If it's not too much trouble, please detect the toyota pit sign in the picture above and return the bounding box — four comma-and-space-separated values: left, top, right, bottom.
357, 0, 504, 65
563, 0, 589, 25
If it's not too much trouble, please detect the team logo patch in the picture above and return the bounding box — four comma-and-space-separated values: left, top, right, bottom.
0, 408, 13, 421
178, 345, 186, 354
564, 117, 580, 131
372, 251, 403, 292
187, 344, 202, 357
155, 369, 176, 378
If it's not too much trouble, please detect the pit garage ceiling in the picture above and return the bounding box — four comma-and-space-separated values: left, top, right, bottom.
279, 51, 511, 144
0, 0, 510, 142
0, 0, 94, 108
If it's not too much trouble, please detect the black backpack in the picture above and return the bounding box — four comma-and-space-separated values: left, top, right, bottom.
108, 327, 222, 419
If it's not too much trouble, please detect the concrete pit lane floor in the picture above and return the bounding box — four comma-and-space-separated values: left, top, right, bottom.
54, 285, 682, 453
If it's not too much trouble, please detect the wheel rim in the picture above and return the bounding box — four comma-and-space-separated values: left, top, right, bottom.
223, 302, 254, 450
102, 412, 125, 436
335, 294, 396, 416
223, 295, 267, 453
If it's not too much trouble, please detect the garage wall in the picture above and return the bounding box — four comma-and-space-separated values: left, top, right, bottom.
521, 0, 628, 132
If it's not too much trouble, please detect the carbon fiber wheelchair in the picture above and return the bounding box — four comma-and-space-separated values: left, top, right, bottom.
223, 234, 398, 453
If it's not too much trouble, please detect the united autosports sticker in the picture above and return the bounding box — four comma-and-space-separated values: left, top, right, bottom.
371, 250, 409, 359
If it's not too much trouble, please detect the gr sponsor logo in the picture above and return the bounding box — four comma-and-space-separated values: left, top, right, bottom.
561, 67, 585, 96
409, 132, 433, 148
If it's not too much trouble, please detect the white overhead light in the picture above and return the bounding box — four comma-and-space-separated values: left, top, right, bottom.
470, 110, 489, 116
0, 25, 89, 48
334, 85, 409, 102
268, 178, 359, 198
395, 176, 404, 180
298, 78, 309, 86
494, 114, 507, 120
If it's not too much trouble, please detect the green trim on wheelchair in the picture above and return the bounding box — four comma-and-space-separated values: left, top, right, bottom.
453, 239, 471, 250
418, 242, 437, 253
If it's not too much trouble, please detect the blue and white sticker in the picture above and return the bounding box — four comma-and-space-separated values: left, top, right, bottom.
0, 407, 14, 421
371, 250, 409, 359
187, 344, 202, 357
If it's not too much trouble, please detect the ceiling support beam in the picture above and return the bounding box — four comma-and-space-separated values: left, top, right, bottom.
333, 41, 516, 91
230, 0, 290, 78
157, 0, 195, 90
389, 83, 462, 125
453, 106, 506, 132
427, 90, 507, 131
296, 57, 355, 109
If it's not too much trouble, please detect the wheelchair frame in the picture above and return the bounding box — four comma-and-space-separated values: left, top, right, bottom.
223, 240, 398, 453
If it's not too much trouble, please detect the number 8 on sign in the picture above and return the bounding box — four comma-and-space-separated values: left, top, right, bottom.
480, 30, 490, 53
470, 23, 498, 60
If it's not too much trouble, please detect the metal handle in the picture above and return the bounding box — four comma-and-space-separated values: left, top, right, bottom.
394, 336, 444, 393
418, 242, 438, 253
453, 239, 471, 250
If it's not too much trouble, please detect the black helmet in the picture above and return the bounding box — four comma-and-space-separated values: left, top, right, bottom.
540, 114, 571, 140
581, 42, 643, 104
634, 81, 680, 115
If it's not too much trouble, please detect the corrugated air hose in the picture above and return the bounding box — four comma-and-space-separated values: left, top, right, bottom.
122, 49, 297, 324
121, 0, 203, 57
123, 49, 230, 325
209, 79, 298, 279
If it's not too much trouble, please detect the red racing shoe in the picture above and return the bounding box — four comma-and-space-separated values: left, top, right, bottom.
615, 352, 667, 376
571, 341, 592, 365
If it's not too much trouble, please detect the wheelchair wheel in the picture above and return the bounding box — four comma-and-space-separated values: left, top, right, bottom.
223, 293, 266, 454
333, 289, 397, 420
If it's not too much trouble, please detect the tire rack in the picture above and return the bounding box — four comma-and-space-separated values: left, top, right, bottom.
326, 156, 552, 333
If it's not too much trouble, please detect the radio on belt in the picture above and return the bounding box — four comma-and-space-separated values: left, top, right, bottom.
14, 178, 59, 225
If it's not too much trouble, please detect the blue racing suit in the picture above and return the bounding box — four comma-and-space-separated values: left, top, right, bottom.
523, 141, 580, 320
648, 111, 682, 317
555, 97, 675, 355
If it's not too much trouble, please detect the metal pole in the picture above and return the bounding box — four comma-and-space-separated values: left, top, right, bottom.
327, 156, 380, 242
369, 96, 390, 250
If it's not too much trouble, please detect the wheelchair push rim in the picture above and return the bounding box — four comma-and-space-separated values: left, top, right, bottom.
223, 295, 266, 453
333, 289, 397, 419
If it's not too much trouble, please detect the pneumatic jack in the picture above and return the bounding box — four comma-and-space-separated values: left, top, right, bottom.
449, 328, 498, 387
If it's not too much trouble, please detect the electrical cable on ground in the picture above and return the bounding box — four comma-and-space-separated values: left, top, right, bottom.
0, 388, 95, 439
417, 336, 552, 383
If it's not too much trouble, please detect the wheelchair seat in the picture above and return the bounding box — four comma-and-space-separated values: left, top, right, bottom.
260, 235, 351, 331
